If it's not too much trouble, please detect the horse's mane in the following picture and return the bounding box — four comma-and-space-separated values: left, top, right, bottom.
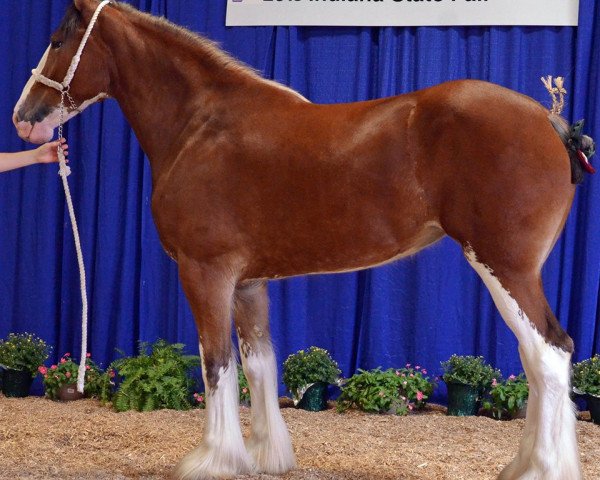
60, 1, 260, 79
59, 1, 307, 100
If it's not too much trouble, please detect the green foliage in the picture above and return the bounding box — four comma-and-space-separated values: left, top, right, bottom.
238, 367, 251, 405
282, 347, 341, 402
0, 333, 50, 376
482, 374, 529, 420
41, 353, 105, 400
441, 355, 501, 390
573, 355, 600, 397
110, 340, 200, 412
337, 367, 435, 415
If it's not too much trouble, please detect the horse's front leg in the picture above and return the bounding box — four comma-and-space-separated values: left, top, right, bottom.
174, 256, 254, 480
233, 281, 296, 474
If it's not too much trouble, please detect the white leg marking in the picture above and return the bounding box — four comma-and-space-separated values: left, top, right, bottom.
175, 354, 254, 480
465, 248, 581, 480
241, 343, 296, 474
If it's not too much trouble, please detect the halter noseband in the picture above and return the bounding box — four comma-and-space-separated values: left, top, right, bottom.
31, 0, 112, 95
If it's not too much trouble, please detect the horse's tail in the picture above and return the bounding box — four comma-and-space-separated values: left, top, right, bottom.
549, 113, 596, 184
542, 75, 596, 184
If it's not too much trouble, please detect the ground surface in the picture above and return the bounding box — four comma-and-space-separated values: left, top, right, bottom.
1, 396, 599, 480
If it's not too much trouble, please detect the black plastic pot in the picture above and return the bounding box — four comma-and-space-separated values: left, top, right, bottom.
297, 382, 328, 412
446, 382, 481, 416
2, 369, 33, 398
587, 395, 600, 425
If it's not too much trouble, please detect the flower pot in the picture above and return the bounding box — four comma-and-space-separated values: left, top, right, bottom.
2, 369, 33, 398
587, 395, 600, 425
58, 383, 84, 402
297, 382, 328, 412
510, 400, 528, 420
446, 382, 480, 416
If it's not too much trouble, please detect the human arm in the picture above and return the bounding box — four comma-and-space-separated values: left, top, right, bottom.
0, 138, 68, 173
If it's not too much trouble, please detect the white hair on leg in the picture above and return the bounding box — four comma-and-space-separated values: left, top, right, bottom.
240, 338, 296, 474
174, 354, 254, 480
465, 247, 581, 480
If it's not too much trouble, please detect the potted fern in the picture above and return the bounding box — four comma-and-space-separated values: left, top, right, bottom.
0, 333, 50, 397
110, 339, 200, 412
573, 355, 600, 425
283, 346, 341, 411
441, 354, 500, 416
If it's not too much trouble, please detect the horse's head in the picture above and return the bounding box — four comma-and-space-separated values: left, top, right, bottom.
13, 0, 113, 144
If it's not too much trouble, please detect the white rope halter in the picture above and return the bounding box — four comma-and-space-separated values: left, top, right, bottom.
30, 0, 112, 393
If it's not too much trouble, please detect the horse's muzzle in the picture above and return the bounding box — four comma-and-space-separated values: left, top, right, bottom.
13, 110, 55, 144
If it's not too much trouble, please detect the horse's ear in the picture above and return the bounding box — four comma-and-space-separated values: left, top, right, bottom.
72, 0, 100, 20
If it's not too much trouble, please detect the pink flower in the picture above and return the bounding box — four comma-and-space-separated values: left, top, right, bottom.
85, 365, 91, 370
408, 404, 414, 411
64, 352, 70, 357
395, 370, 401, 376
415, 365, 421, 370
421, 369, 428, 375
109, 370, 115, 378
86, 353, 91, 358
198, 396, 204, 402
492, 378, 498, 387
405, 363, 411, 368
60, 358, 67, 364
403, 381, 407, 386
65, 371, 72, 378
242, 388, 248, 394
409, 374, 414, 378
43, 374, 48, 379
51, 365, 57, 370
416, 391, 424, 401
38, 366, 48, 375
508, 375, 516, 381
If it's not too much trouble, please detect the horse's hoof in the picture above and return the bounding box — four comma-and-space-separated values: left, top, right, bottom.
245, 435, 296, 474
172, 444, 255, 480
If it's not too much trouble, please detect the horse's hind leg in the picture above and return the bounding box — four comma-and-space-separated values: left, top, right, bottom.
233, 281, 296, 474
173, 256, 254, 480
464, 247, 581, 480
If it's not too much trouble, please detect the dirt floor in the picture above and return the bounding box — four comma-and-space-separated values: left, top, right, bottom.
1, 396, 599, 480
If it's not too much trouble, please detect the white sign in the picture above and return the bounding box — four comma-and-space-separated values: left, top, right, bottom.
226, 0, 579, 27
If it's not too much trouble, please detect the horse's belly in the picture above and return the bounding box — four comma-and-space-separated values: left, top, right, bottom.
249, 221, 445, 280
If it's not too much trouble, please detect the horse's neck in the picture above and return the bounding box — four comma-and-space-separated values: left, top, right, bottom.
102, 12, 252, 181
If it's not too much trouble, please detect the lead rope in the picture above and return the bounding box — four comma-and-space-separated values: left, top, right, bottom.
31, 0, 113, 393
56, 90, 89, 394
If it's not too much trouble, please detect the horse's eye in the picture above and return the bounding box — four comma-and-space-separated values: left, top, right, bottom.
51, 40, 63, 49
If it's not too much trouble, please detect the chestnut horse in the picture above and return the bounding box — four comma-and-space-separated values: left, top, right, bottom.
12, 1, 594, 479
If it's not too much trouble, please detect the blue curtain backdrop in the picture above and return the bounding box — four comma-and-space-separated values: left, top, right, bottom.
0, 0, 598, 400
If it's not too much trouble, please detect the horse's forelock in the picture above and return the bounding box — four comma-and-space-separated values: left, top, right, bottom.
58, 4, 83, 39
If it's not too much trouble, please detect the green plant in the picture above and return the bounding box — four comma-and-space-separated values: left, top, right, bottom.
483, 374, 529, 419
0, 333, 50, 376
337, 366, 435, 415
238, 367, 251, 405
40, 352, 105, 400
573, 355, 600, 397
110, 339, 200, 412
283, 347, 341, 402
441, 355, 501, 390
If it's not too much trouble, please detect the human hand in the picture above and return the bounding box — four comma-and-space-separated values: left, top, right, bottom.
33, 138, 69, 164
